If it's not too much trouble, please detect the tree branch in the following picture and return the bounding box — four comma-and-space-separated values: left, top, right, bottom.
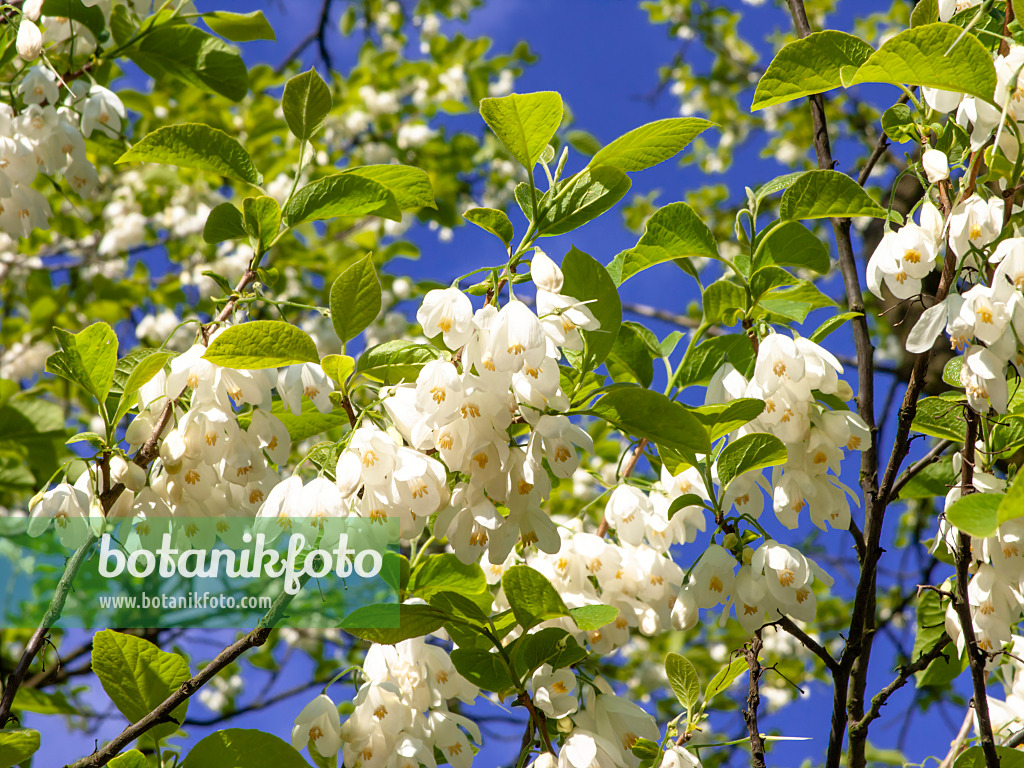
773, 616, 840, 676
743, 630, 767, 768
952, 410, 1000, 768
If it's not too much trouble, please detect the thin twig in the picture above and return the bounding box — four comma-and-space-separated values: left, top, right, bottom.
743, 630, 767, 768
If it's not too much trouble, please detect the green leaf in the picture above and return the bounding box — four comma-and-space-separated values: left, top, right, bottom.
999, 473, 1024, 526
560, 246, 622, 370
203, 202, 247, 244
537, 165, 631, 236
203, 321, 319, 369
50, 322, 118, 403
114, 351, 174, 425
282, 68, 332, 140
127, 25, 248, 102
954, 746, 1024, 768
283, 174, 401, 226
409, 554, 490, 612
668, 494, 708, 519
702, 280, 746, 326
751, 172, 804, 205
674, 335, 756, 390
92, 629, 190, 743
12, 687, 76, 715
756, 279, 837, 323
330, 255, 382, 344
810, 312, 863, 344
942, 357, 964, 388
343, 164, 435, 210
913, 588, 960, 688
753, 221, 830, 274
514, 627, 587, 677
341, 603, 447, 644
356, 340, 444, 384
717, 433, 788, 489
203, 10, 276, 41
704, 656, 748, 703
450, 648, 516, 694
780, 170, 888, 221
243, 196, 281, 254
752, 31, 874, 111
118, 123, 261, 186
849, 23, 997, 104
588, 389, 712, 455
911, 0, 939, 27
665, 653, 701, 713
320, 354, 355, 386
881, 103, 918, 144
0, 728, 40, 768
567, 129, 602, 156
589, 117, 715, 172
632, 738, 662, 761
606, 202, 719, 285
945, 492, 1006, 538
109, 750, 150, 768
608, 323, 656, 388
912, 397, 966, 442
569, 604, 619, 631
502, 565, 570, 631
183, 729, 309, 768
479, 91, 564, 169
693, 399, 766, 442
463, 207, 514, 246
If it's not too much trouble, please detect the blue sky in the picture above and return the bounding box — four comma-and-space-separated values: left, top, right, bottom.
29, 1, 979, 766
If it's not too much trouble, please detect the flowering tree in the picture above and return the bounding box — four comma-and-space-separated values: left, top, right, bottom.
2, 1, 1024, 768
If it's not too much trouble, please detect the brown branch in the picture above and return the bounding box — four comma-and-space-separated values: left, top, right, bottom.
773, 616, 840, 675
889, 440, 955, 500
276, 0, 336, 73
952, 410, 1000, 768
782, 4, 884, 767
743, 631, 766, 768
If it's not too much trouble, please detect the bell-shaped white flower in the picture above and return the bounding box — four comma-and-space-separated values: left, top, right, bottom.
949, 195, 1003, 259
530, 663, 578, 718
291, 694, 343, 758
417, 287, 474, 349
279, 363, 332, 414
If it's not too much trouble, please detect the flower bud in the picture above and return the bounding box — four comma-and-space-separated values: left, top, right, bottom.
16, 19, 42, 61
722, 532, 739, 550
922, 148, 949, 184
741, 546, 754, 565
556, 716, 574, 734
836, 379, 854, 401
22, 0, 44, 21
531, 249, 564, 293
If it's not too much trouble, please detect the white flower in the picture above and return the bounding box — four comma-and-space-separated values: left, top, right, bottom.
530, 664, 578, 718
949, 195, 1003, 259
18, 66, 58, 106
16, 19, 43, 61
961, 344, 1009, 413
691, 544, 736, 609
922, 148, 949, 183
80, 85, 126, 138
417, 287, 473, 349
291, 694, 343, 758
279, 363, 332, 414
